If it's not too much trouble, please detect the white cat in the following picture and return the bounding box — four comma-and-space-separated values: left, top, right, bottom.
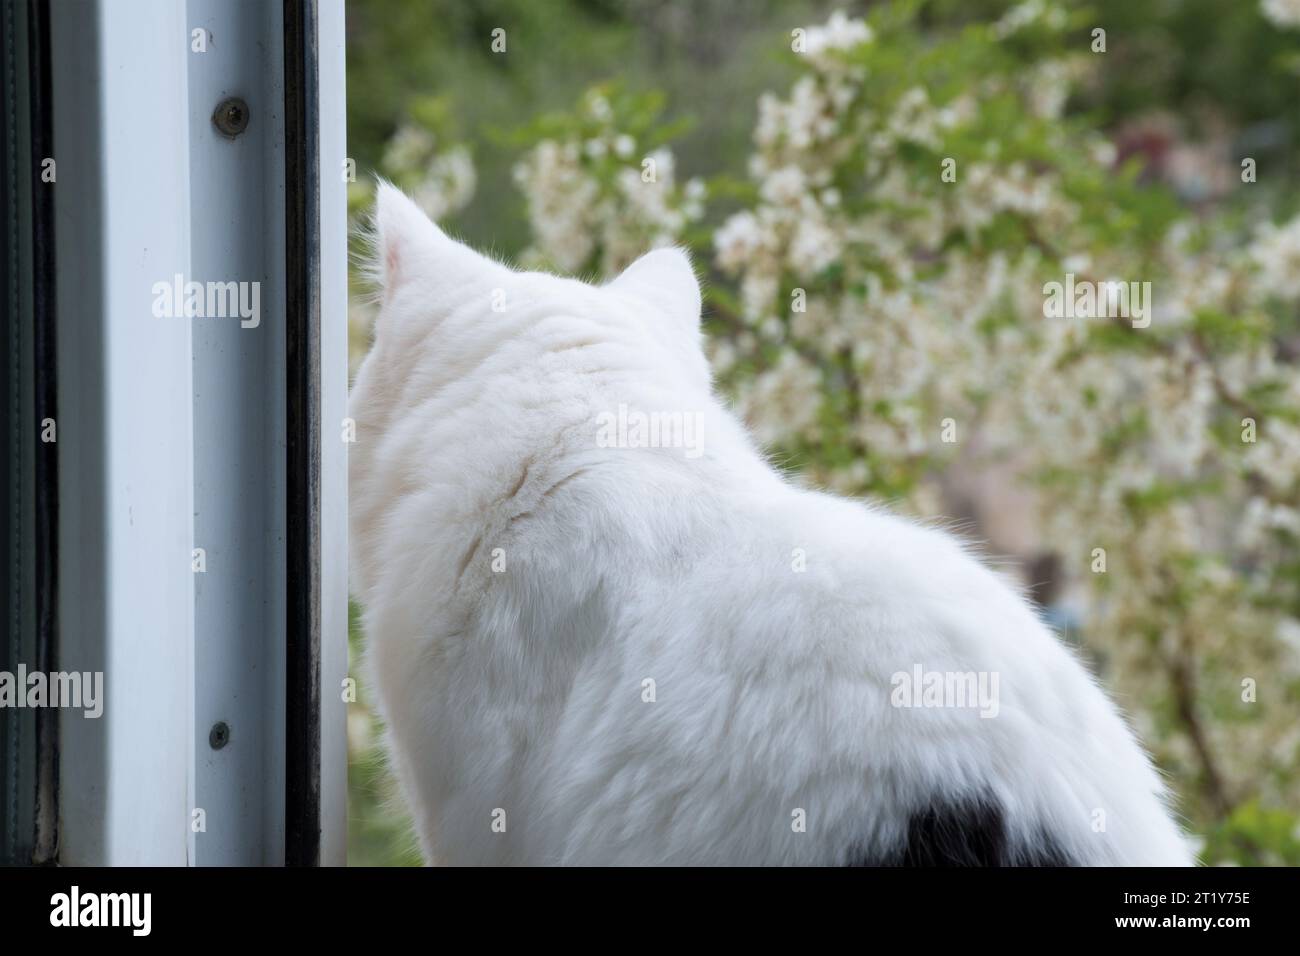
349, 183, 1194, 866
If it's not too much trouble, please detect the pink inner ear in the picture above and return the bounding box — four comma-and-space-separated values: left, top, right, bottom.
383, 234, 401, 296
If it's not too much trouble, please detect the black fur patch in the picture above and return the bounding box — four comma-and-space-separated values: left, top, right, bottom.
849, 797, 1077, 867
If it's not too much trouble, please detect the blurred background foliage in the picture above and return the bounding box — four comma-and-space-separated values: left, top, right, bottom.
346, 0, 1300, 253
345, 0, 1300, 866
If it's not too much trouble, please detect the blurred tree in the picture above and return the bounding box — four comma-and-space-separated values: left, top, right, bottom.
346, 0, 1300, 867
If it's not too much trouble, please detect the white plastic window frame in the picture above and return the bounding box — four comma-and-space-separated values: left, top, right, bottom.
47, 0, 347, 866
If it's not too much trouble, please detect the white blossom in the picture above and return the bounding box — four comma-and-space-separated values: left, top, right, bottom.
1262, 0, 1300, 28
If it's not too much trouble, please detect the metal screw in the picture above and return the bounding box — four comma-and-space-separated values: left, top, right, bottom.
209, 721, 230, 750
212, 97, 249, 139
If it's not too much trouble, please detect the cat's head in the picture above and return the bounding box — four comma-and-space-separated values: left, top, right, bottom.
350, 184, 717, 603
362, 181, 710, 392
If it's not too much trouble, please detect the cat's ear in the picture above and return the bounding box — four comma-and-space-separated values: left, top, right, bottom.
371, 180, 503, 297
372, 180, 439, 294
608, 247, 701, 330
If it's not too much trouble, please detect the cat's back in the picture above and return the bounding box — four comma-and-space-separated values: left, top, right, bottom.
545, 482, 1193, 865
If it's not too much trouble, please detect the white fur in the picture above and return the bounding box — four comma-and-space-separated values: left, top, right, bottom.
349, 184, 1194, 866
